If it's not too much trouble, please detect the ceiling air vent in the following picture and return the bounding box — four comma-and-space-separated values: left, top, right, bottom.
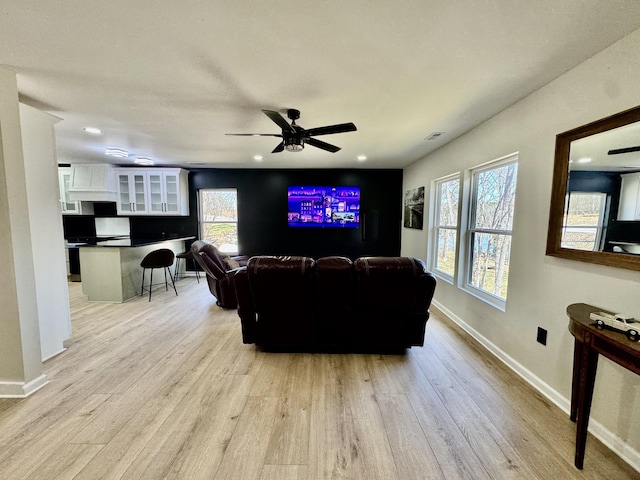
425, 132, 444, 141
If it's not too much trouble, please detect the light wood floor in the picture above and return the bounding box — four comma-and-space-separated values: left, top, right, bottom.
0, 280, 637, 480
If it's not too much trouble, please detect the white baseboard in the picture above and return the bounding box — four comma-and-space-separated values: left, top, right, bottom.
431, 300, 640, 472
0, 374, 49, 398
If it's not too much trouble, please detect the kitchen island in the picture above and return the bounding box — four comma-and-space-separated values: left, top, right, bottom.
79, 236, 195, 302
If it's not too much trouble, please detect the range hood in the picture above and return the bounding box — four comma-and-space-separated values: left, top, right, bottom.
68, 163, 118, 202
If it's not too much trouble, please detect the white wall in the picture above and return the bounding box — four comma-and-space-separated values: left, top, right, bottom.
0, 67, 47, 397
20, 103, 71, 361
402, 29, 640, 468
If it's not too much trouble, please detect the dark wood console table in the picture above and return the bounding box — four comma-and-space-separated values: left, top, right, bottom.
567, 303, 640, 469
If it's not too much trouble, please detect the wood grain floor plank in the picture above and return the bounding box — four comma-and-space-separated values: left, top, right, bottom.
212, 396, 282, 480
260, 464, 308, 480
0, 394, 111, 479
367, 353, 493, 480
262, 354, 313, 465
119, 374, 254, 480
0, 281, 636, 480
309, 354, 398, 479
24, 444, 103, 480
376, 393, 446, 480
72, 329, 237, 480
426, 312, 640, 480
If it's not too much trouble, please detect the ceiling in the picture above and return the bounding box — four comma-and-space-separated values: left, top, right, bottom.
570, 120, 640, 172
3, 1, 640, 170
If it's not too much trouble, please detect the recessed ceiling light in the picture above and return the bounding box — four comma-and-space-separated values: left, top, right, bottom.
577, 157, 592, 163
105, 148, 128, 158
134, 157, 154, 166
83, 127, 102, 134
357, 155, 367, 161
253, 155, 263, 161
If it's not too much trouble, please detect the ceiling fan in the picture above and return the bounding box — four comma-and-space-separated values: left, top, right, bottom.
608, 146, 640, 155
226, 109, 357, 153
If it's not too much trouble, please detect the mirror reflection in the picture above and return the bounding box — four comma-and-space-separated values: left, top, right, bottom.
547, 105, 640, 271
564, 120, 640, 254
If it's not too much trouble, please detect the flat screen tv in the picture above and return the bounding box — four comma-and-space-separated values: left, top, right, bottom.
288, 186, 360, 228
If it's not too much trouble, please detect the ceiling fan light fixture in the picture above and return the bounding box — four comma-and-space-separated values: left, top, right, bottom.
284, 143, 304, 152
284, 136, 304, 152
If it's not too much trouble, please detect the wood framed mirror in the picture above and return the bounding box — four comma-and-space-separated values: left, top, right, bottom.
546, 105, 640, 271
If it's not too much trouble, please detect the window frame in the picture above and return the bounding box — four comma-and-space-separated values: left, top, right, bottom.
561, 191, 609, 252
198, 188, 239, 254
459, 153, 519, 311
429, 173, 461, 283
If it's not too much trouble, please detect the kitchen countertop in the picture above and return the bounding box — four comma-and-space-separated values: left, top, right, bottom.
79, 235, 195, 248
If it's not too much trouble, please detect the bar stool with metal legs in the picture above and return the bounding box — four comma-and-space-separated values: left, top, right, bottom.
140, 248, 178, 301
174, 250, 200, 283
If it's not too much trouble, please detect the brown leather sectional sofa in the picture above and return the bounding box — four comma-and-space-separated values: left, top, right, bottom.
234, 255, 437, 350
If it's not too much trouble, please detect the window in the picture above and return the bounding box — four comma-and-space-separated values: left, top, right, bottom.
561, 192, 608, 251
431, 175, 460, 280
464, 156, 518, 306
199, 189, 238, 254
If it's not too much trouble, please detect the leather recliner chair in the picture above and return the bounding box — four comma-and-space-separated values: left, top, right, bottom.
352, 257, 436, 348
240, 256, 316, 348
190, 240, 248, 308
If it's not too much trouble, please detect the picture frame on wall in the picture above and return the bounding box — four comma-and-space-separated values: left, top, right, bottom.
404, 186, 424, 229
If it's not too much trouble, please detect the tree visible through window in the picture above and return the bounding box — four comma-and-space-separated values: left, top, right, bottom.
199, 189, 238, 253
433, 176, 460, 278
561, 192, 607, 251
467, 159, 518, 301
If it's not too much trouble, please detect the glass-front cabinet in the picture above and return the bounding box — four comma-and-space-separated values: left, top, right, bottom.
148, 170, 182, 214
58, 167, 93, 215
116, 171, 149, 215
115, 168, 189, 216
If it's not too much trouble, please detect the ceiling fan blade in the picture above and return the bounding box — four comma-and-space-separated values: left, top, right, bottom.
305, 122, 357, 137
272, 142, 285, 153
608, 146, 640, 155
225, 133, 283, 137
306, 137, 341, 153
262, 109, 295, 133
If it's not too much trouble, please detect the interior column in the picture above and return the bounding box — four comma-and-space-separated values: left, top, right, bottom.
0, 66, 47, 397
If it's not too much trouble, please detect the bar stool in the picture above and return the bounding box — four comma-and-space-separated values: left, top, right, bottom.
174, 250, 201, 283
140, 248, 178, 301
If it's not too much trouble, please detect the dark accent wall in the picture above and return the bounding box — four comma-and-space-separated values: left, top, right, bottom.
189, 168, 403, 259
567, 170, 622, 215
567, 170, 640, 251
61, 168, 404, 260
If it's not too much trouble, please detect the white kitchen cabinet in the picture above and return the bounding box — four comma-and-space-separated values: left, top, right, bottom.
115, 170, 150, 215
147, 169, 189, 215
618, 173, 640, 220
58, 167, 93, 215
114, 168, 189, 216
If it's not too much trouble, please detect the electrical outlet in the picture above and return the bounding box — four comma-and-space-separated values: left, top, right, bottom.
537, 327, 548, 346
